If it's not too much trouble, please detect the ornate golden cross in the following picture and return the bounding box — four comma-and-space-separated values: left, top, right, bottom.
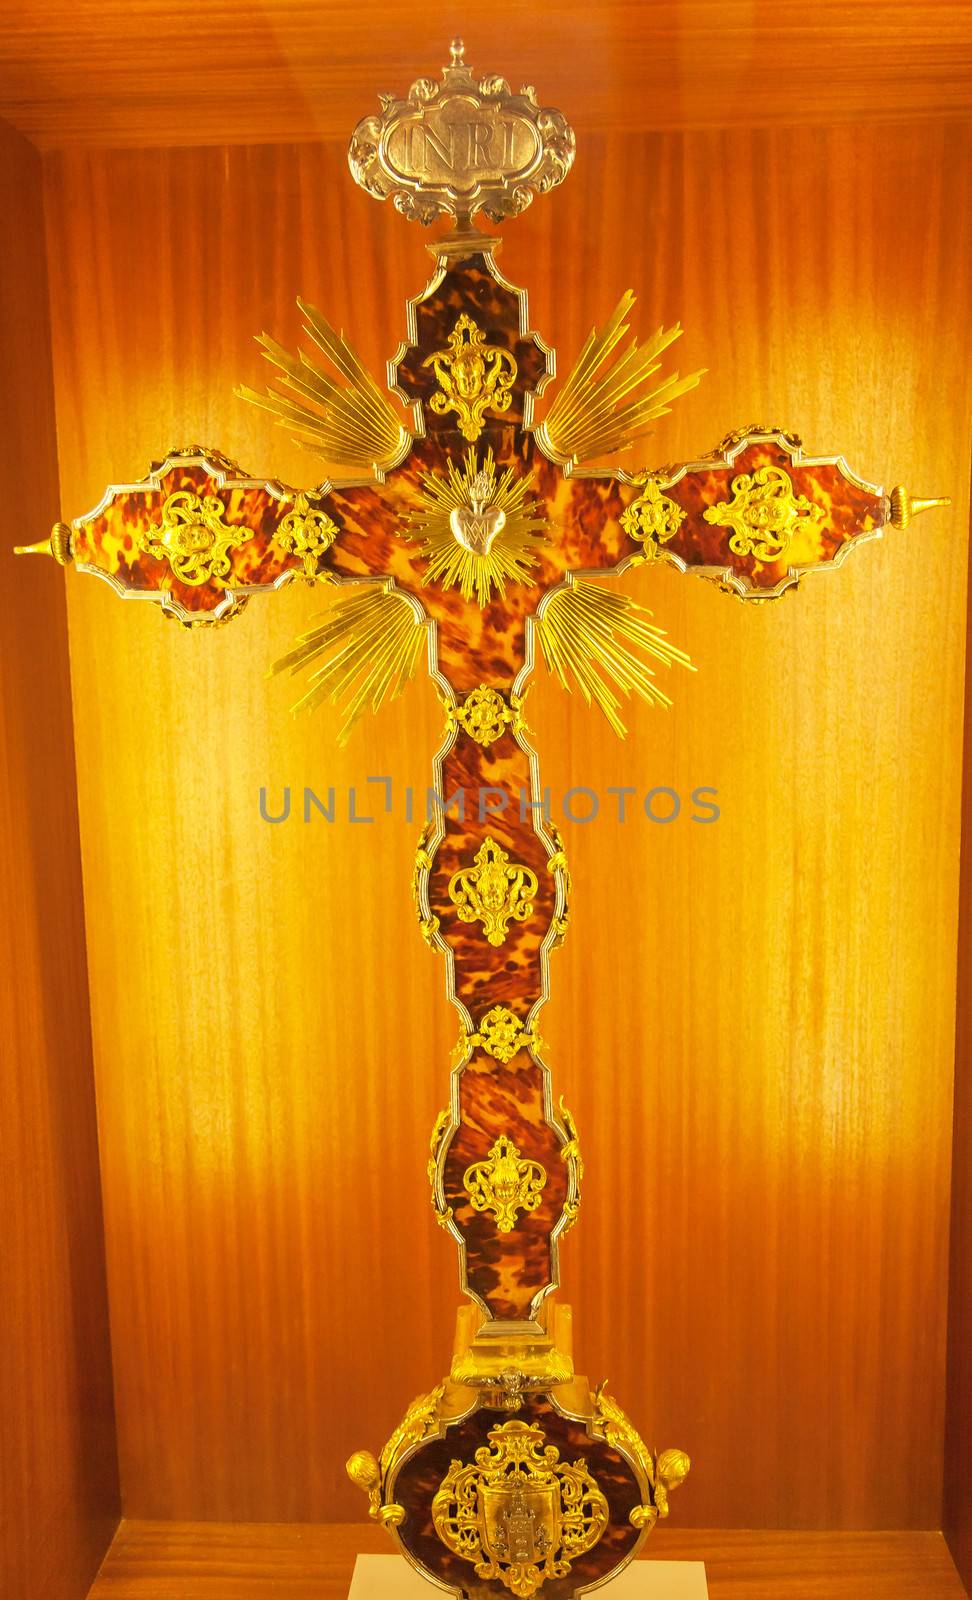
19, 40, 947, 1600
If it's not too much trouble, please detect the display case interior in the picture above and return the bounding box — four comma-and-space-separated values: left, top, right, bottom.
2, 9, 972, 1600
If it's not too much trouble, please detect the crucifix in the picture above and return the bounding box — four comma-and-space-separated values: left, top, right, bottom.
19, 40, 948, 1600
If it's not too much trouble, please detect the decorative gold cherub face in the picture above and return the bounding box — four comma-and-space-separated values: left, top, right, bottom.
452, 344, 486, 400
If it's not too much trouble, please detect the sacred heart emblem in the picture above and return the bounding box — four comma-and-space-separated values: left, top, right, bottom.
450, 503, 506, 555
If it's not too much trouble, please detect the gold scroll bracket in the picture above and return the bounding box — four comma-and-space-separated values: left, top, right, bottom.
348, 39, 575, 231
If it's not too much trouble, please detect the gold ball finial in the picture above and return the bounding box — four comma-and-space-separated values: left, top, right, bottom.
657, 1447, 691, 1490
346, 1449, 379, 1492
449, 37, 465, 66
629, 1504, 659, 1530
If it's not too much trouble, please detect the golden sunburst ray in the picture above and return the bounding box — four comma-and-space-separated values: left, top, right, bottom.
270, 585, 427, 742
403, 446, 548, 608
533, 578, 695, 736
533, 289, 705, 467
237, 298, 413, 475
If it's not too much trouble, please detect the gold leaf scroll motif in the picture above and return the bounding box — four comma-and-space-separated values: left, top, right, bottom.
347, 1382, 446, 1528
620, 477, 686, 555
139, 489, 252, 586
424, 313, 518, 442
448, 836, 539, 947
702, 463, 824, 561
449, 684, 525, 747
463, 1134, 547, 1234
276, 492, 339, 578
473, 1005, 534, 1063
591, 1383, 690, 1531
432, 1418, 608, 1599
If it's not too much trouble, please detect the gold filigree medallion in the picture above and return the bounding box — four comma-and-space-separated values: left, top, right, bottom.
425, 314, 518, 442
276, 492, 339, 578
448, 836, 539, 946
621, 476, 686, 555
432, 1419, 608, 1598
448, 684, 525, 746
702, 463, 825, 562
463, 1134, 547, 1233
472, 1004, 534, 1063
140, 489, 251, 586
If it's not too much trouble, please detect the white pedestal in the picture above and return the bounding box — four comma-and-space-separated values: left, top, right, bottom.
348, 1553, 708, 1598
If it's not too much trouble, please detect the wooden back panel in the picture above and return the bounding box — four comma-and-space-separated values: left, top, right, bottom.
4, 3, 972, 149
945, 449, 972, 1582
43, 122, 972, 1527
0, 118, 119, 1598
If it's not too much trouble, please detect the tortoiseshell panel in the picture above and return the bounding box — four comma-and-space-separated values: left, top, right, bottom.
432, 733, 556, 1017
393, 253, 551, 436
530, 453, 641, 574
390, 1395, 643, 1600
624, 435, 887, 598
427, 718, 569, 1319
71, 452, 331, 623
443, 1050, 569, 1320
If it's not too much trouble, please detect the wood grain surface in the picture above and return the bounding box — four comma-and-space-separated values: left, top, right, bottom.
42, 122, 972, 1529
0, 118, 120, 1599
3, 0, 972, 150
944, 448, 972, 1587
85, 1521, 968, 1599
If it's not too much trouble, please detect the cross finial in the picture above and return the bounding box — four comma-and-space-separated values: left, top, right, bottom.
449, 37, 465, 66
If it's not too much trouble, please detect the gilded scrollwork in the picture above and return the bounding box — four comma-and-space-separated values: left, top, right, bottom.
138, 489, 252, 587
448, 836, 539, 947
412, 821, 440, 946
591, 1382, 690, 1531
463, 1134, 547, 1233
447, 683, 526, 746
470, 1005, 535, 1063
427, 1107, 454, 1229
558, 1097, 583, 1179
557, 1095, 583, 1236
702, 462, 825, 562
275, 491, 339, 578
432, 1419, 607, 1598
620, 475, 686, 557
545, 820, 571, 943
425, 314, 518, 441
713, 423, 803, 457
347, 1383, 446, 1529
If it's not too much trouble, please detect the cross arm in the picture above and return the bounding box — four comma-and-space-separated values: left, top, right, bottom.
13, 445, 409, 627
609, 426, 948, 599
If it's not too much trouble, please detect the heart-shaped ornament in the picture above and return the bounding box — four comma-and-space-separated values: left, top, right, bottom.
450, 504, 506, 556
